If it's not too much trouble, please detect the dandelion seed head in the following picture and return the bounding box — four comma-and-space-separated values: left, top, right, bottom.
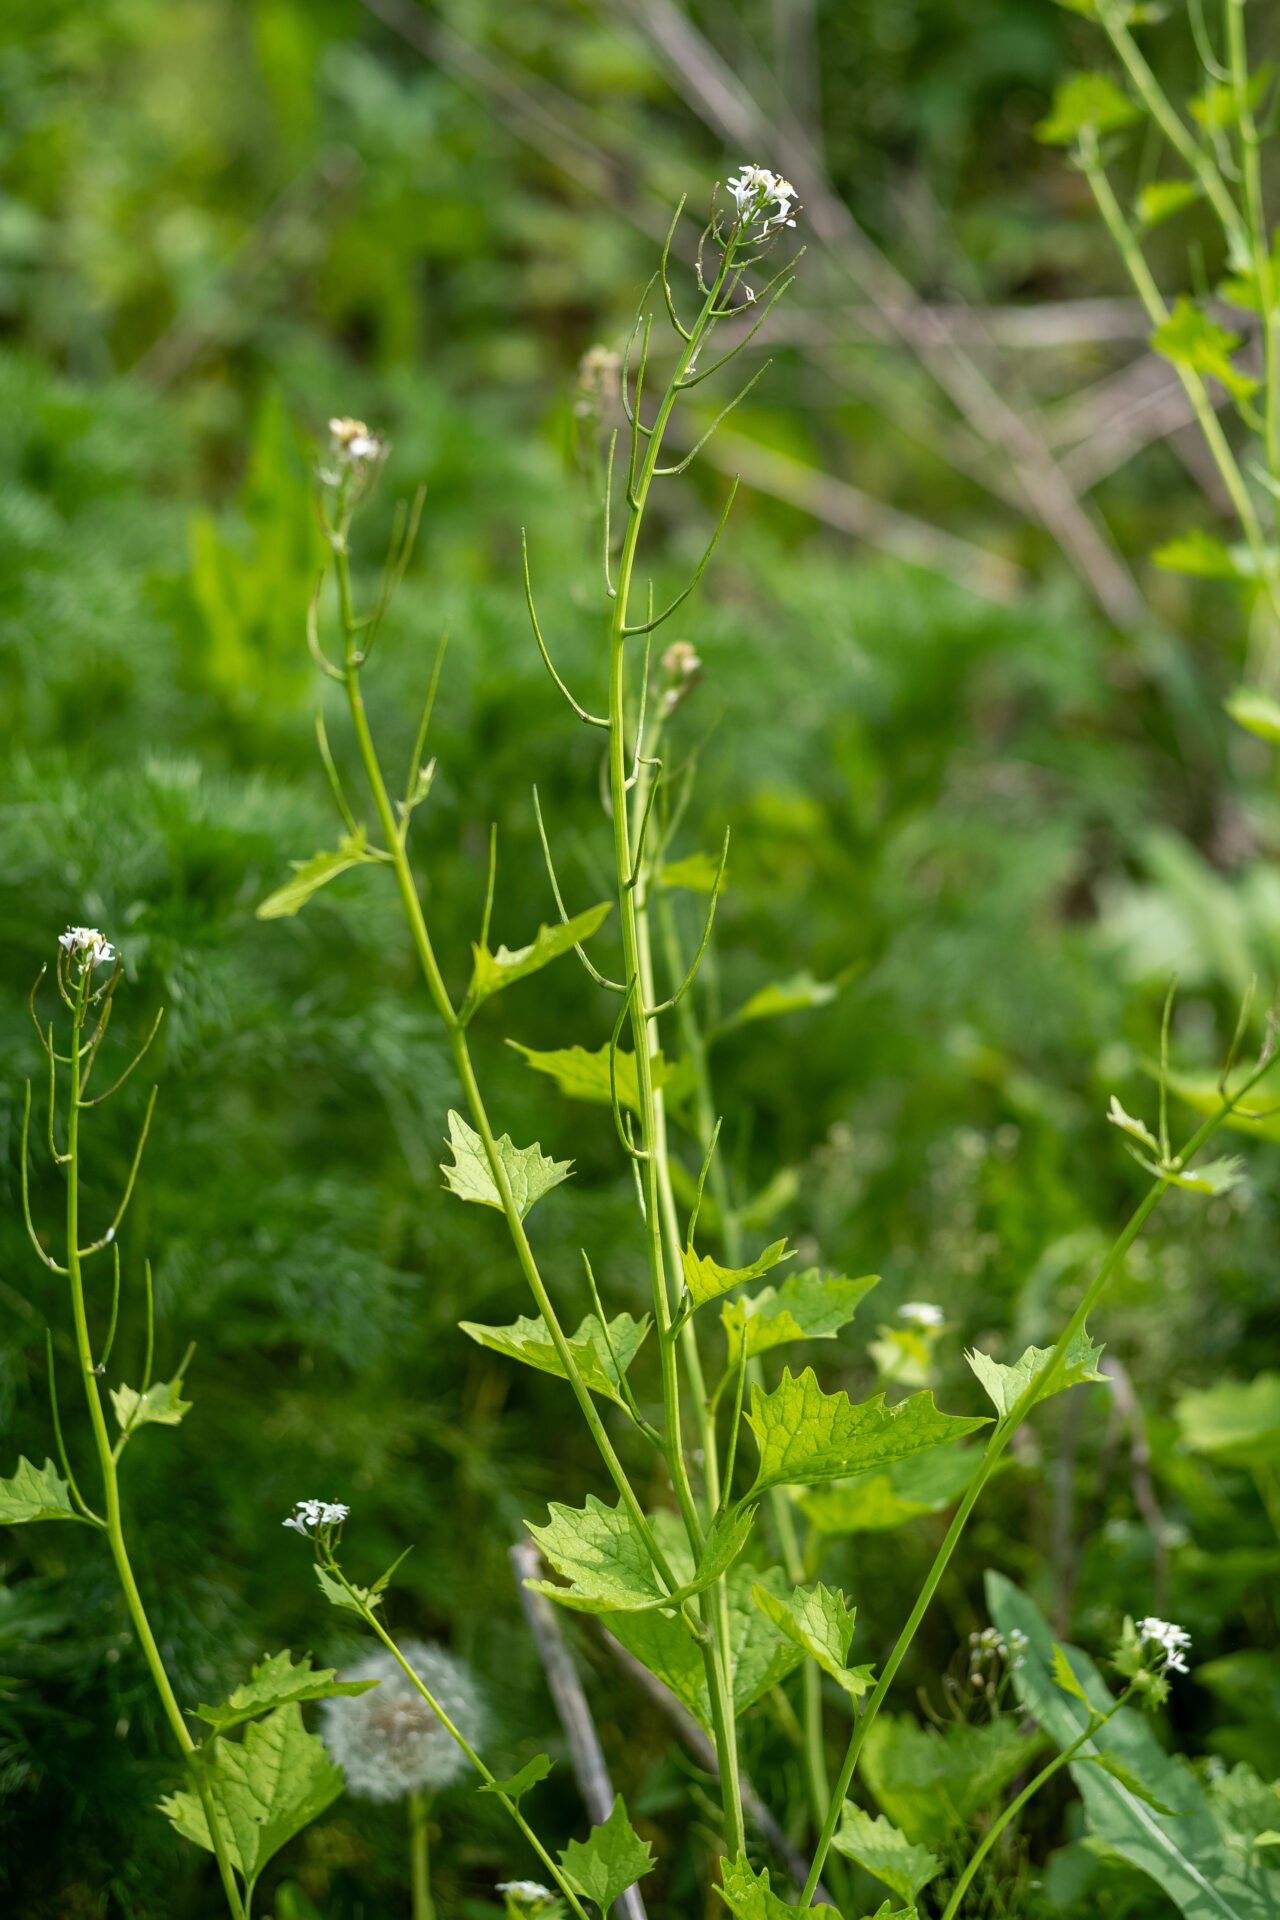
320, 1640, 487, 1801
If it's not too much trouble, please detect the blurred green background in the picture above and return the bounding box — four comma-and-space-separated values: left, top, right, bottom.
1, 1, 1278, 1915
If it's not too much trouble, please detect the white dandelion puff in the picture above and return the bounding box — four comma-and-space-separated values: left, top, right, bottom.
320, 1640, 487, 1801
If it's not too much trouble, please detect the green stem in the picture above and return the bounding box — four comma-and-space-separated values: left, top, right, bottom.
334, 543, 679, 1595
799, 1073, 1265, 1907
409, 1789, 434, 1920
606, 245, 748, 1856
335, 1570, 590, 1920
63, 973, 246, 1920
939, 1717, 1108, 1920
1080, 135, 1280, 624
1225, 0, 1280, 506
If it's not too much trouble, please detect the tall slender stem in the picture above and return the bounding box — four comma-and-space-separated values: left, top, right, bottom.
1225, 0, 1280, 502
408, 1789, 434, 1920
62, 971, 246, 1920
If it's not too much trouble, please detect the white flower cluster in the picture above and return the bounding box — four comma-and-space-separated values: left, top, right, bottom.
282, 1497, 350, 1535
726, 164, 799, 241
498, 1884, 556, 1908
899, 1301, 944, 1329
660, 639, 703, 715
328, 415, 384, 462
320, 1640, 487, 1801
59, 927, 116, 969
1138, 1615, 1192, 1674
969, 1625, 1028, 1674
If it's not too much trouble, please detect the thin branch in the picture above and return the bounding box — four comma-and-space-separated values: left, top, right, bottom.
79, 1087, 157, 1257
679, 276, 796, 388
45, 1330, 102, 1525
628, 761, 663, 890
580, 1251, 650, 1432
686, 1116, 723, 1249
660, 196, 692, 340
622, 483, 740, 637
316, 711, 359, 837
28, 969, 52, 1057
532, 787, 627, 993
85, 1007, 165, 1108
522, 533, 609, 728
653, 370, 768, 478
404, 629, 451, 807
648, 830, 730, 1014
610, 981, 651, 1162
21, 1084, 66, 1275
99, 1243, 122, 1372
141, 1260, 155, 1395
603, 430, 618, 599
306, 572, 345, 681
480, 824, 498, 953
628, 315, 657, 505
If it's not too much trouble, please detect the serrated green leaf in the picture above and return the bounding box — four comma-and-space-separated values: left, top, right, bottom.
1226, 688, 1280, 743
681, 1238, 792, 1313
159, 1702, 343, 1887
1088, 1750, 1188, 1817
0, 1456, 79, 1525
1137, 180, 1200, 227
722, 1269, 877, 1370
195, 1649, 377, 1736
508, 1040, 682, 1113
966, 1329, 1107, 1419
111, 1367, 193, 1434
441, 1110, 572, 1220
744, 1368, 989, 1497
559, 1795, 653, 1913
1152, 530, 1245, 578
1166, 1155, 1245, 1195
1176, 1374, 1280, 1470
313, 1564, 380, 1615
987, 1572, 1280, 1920
832, 1805, 941, 1904
1036, 71, 1141, 144
459, 1311, 651, 1408
716, 1854, 842, 1920
1053, 1644, 1093, 1707
716, 971, 839, 1036
257, 829, 377, 920
1153, 298, 1258, 404
795, 1443, 981, 1535
481, 1753, 553, 1807
526, 1496, 752, 1617
750, 1581, 872, 1699
464, 904, 612, 1014
657, 851, 726, 893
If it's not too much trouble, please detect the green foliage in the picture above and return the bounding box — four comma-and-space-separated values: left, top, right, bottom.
459, 1310, 651, 1406
525, 1495, 752, 1615
716, 1855, 841, 1920
440, 1109, 573, 1218
509, 1040, 683, 1112
681, 1238, 792, 1312
965, 1328, 1107, 1417
482, 1754, 554, 1806
256, 830, 381, 919
1036, 71, 1141, 143
159, 1702, 343, 1894
744, 1369, 988, 1495
1226, 689, 1280, 744
714, 972, 840, 1034
793, 1444, 981, 1533
1176, 1375, 1280, 1469
1152, 300, 1259, 405
558, 1796, 653, 1913
0, 1457, 78, 1525
750, 1580, 873, 1698
464, 904, 612, 1017
860, 1710, 1037, 1850
830, 1805, 941, 1905
110, 1367, 193, 1434
988, 1574, 1280, 1919
721, 1269, 877, 1370
193, 1650, 377, 1736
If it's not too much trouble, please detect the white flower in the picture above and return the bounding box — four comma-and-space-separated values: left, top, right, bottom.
1138, 1615, 1192, 1674
282, 1497, 348, 1535
59, 927, 116, 969
320, 1640, 487, 1801
726, 164, 800, 241
498, 1885, 555, 1904
898, 1301, 944, 1329
327, 416, 386, 464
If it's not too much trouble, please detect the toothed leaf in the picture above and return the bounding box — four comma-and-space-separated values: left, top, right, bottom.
195, 1649, 377, 1735
722, 1269, 877, 1369
158, 1702, 343, 1883
257, 830, 377, 919
441, 1110, 572, 1219
745, 1368, 988, 1496
966, 1329, 1107, 1419
465, 904, 612, 1013
0, 1457, 78, 1525
558, 1796, 653, 1912
832, 1805, 941, 1904
681, 1239, 792, 1312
